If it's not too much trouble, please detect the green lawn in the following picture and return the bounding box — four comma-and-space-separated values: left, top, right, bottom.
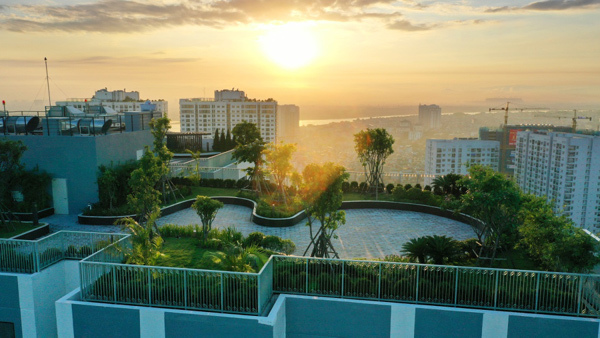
0, 222, 42, 239
165, 186, 239, 206
154, 237, 270, 272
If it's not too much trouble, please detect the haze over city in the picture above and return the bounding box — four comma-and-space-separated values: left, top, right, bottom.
1, 0, 599, 118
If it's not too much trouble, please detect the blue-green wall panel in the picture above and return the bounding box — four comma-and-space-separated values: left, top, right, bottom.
165, 312, 273, 338
0, 309, 21, 338
72, 304, 140, 338
508, 315, 599, 338
414, 308, 483, 338
286, 298, 391, 338
0, 276, 19, 309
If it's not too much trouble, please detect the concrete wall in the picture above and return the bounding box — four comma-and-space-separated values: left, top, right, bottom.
0, 260, 80, 337
3, 130, 152, 214
55, 293, 600, 338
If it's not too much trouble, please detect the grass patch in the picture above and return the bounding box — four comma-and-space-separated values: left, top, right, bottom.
154, 237, 271, 272
0, 222, 42, 239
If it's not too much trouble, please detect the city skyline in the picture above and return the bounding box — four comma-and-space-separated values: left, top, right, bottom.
1, 0, 599, 115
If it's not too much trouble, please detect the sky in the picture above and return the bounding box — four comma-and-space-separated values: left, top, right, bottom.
1, 0, 599, 117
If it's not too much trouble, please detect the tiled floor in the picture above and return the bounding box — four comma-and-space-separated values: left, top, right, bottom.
45, 206, 477, 259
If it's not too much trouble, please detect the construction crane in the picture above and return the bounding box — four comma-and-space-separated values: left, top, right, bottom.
489, 101, 547, 126
534, 109, 592, 132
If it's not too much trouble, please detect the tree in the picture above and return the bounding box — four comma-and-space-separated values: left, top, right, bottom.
192, 196, 224, 242
264, 142, 297, 204
402, 237, 429, 263
0, 139, 27, 205
185, 149, 202, 185
232, 121, 266, 193
225, 129, 233, 150
127, 147, 162, 228
425, 235, 460, 265
149, 116, 175, 203
432, 173, 465, 198
301, 162, 349, 258
354, 128, 394, 194
97, 166, 118, 210
458, 165, 522, 264
117, 209, 163, 265
220, 129, 226, 150
518, 195, 599, 273
213, 128, 221, 152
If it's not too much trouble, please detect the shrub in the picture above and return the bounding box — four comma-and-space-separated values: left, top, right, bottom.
79, 245, 93, 257
244, 232, 266, 247
385, 183, 395, 194
414, 183, 422, 190
160, 224, 195, 238
236, 190, 258, 201
403, 184, 412, 190
171, 177, 193, 186
223, 179, 236, 189
350, 181, 359, 192
391, 185, 406, 200
342, 181, 350, 193
175, 185, 192, 197
66, 245, 79, 257
424, 185, 432, 192
200, 238, 224, 250
261, 235, 296, 254
236, 178, 249, 189
358, 182, 368, 192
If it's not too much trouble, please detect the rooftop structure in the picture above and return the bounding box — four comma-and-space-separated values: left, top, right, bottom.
180, 89, 279, 143
515, 131, 600, 230
56, 88, 168, 114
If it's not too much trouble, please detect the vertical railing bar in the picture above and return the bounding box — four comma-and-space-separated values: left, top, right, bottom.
494, 271, 499, 309
416, 265, 420, 303
113, 265, 117, 303
577, 276, 583, 316
454, 267, 459, 306
378, 263, 382, 299
184, 270, 188, 309
148, 269, 152, 305
220, 273, 224, 313
341, 261, 345, 298
535, 273, 540, 313
306, 258, 309, 294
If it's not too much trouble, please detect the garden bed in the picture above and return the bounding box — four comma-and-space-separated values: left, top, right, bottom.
0, 222, 50, 239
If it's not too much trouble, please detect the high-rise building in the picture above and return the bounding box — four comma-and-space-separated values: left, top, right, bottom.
424, 138, 500, 186
479, 125, 572, 176
179, 89, 278, 143
277, 104, 300, 142
56, 88, 168, 114
418, 104, 441, 129
515, 131, 600, 230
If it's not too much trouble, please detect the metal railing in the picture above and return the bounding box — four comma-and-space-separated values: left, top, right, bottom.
0, 231, 126, 273
272, 256, 600, 317
79, 237, 274, 315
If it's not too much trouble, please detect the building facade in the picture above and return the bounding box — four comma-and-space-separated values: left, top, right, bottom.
418, 104, 441, 129
424, 138, 500, 186
56, 88, 168, 114
515, 131, 600, 230
276, 104, 300, 142
180, 89, 278, 143
479, 125, 572, 176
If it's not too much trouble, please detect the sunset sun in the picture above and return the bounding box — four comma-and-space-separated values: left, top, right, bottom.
259, 23, 318, 70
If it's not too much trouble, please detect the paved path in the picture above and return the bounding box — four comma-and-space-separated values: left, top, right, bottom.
44, 207, 477, 259
156, 206, 477, 259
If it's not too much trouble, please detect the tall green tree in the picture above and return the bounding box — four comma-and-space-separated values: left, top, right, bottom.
518, 195, 599, 273
232, 121, 266, 193
185, 149, 202, 185
192, 196, 224, 242
117, 209, 163, 265
127, 147, 162, 226
149, 116, 174, 203
213, 128, 220, 152
0, 139, 27, 206
354, 128, 394, 194
225, 129, 233, 150
301, 162, 349, 258
458, 165, 521, 264
264, 142, 297, 204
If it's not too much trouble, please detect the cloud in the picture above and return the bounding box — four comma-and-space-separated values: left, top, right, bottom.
486, 0, 600, 12
387, 19, 433, 31
0, 0, 469, 33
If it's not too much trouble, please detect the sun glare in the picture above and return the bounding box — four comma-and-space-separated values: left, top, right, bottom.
259, 24, 319, 70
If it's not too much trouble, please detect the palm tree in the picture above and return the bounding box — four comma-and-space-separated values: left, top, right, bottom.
116, 211, 163, 265
402, 237, 429, 263
426, 235, 460, 265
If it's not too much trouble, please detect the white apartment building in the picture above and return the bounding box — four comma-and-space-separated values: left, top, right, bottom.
277, 104, 300, 142
418, 104, 441, 129
56, 88, 168, 114
179, 89, 278, 143
515, 131, 600, 230
424, 139, 500, 186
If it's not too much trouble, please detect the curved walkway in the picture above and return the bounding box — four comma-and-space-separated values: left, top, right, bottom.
156, 205, 477, 259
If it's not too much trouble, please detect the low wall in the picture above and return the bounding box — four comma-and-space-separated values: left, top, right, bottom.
11, 207, 54, 221
11, 223, 50, 240
79, 198, 481, 230
55, 292, 600, 338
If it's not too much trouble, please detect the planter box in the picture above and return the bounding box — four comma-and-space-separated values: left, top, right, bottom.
10, 223, 50, 240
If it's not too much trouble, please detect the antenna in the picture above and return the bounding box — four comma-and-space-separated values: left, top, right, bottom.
44, 57, 52, 107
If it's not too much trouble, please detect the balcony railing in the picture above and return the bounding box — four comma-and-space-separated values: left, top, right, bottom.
0, 231, 126, 273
